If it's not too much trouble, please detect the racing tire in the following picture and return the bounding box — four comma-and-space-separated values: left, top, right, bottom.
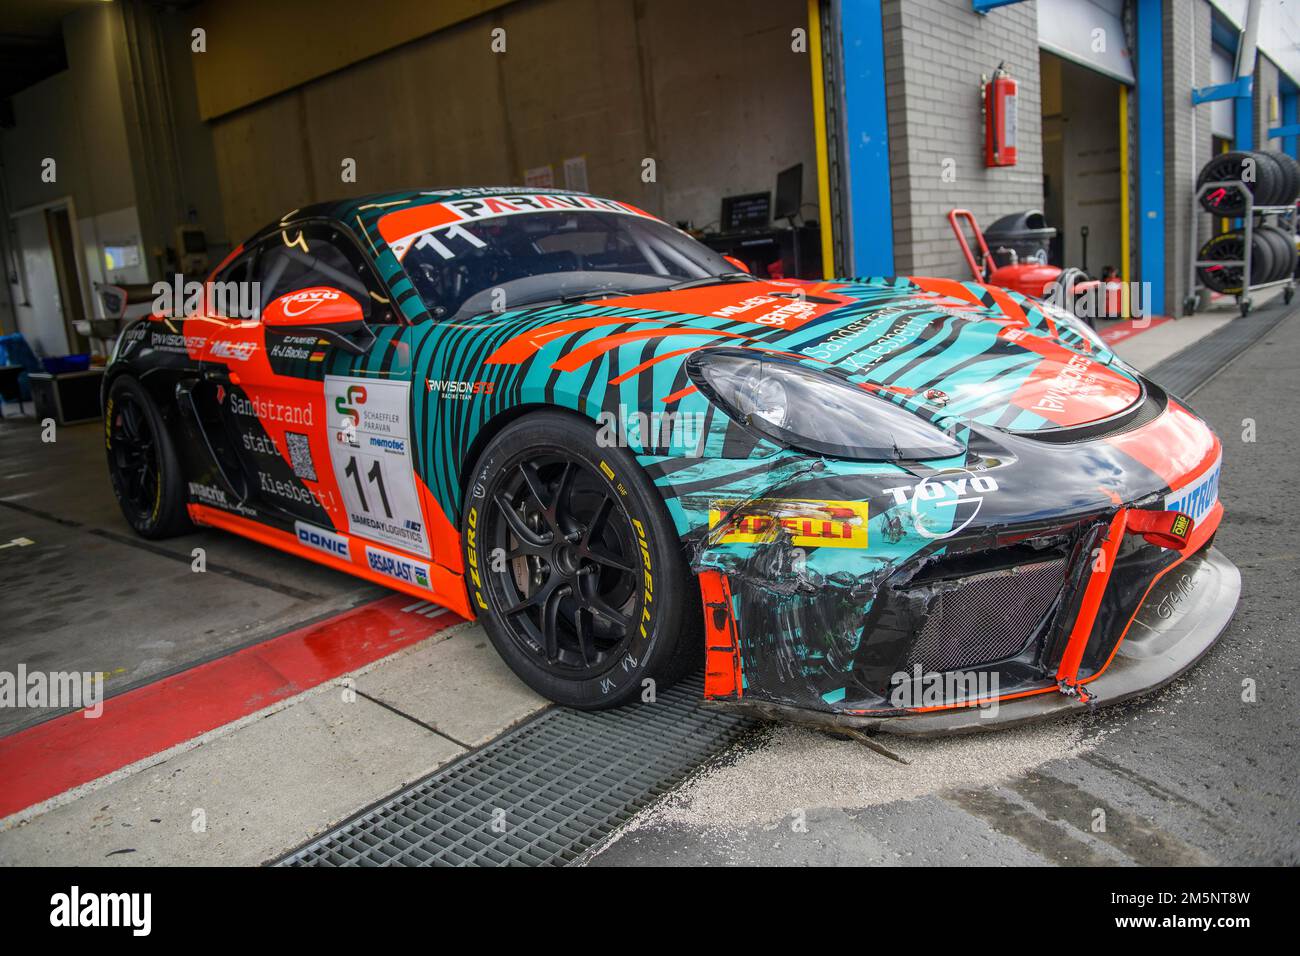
105, 374, 194, 539
1196, 230, 1275, 294
1258, 149, 1300, 206
461, 410, 702, 709
1197, 151, 1280, 214
1248, 150, 1287, 206
1257, 224, 1297, 282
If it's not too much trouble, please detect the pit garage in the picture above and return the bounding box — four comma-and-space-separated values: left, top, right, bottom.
0, 0, 1296, 895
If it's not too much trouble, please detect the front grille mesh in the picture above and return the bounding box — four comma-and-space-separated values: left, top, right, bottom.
904, 558, 1066, 673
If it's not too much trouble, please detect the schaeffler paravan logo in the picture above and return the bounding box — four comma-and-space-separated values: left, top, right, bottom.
335, 384, 367, 446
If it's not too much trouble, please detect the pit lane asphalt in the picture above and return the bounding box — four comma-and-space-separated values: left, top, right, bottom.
0, 413, 385, 738
592, 307, 1300, 866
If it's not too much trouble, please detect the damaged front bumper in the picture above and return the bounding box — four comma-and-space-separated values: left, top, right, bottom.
705, 544, 1239, 735
696, 500, 1238, 736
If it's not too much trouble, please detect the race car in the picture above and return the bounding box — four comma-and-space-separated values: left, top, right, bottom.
103, 187, 1238, 733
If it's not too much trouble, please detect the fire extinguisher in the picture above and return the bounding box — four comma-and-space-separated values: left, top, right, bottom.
984, 63, 1018, 167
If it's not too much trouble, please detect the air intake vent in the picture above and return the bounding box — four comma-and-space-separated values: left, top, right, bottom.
904, 558, 1066, 673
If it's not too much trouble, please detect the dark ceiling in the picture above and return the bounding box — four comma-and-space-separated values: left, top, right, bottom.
0, 1, 112, 102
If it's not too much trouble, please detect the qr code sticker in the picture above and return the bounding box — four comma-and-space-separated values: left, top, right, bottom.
285, 432, 317, 482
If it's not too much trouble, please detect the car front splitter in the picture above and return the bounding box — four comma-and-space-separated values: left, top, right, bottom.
708, 545, 1241, 737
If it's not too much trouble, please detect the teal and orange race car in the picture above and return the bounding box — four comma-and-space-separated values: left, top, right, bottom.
104, 187, 1238, 733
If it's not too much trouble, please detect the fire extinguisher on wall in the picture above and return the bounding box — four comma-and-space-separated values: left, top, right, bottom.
984, 63, 1018, 167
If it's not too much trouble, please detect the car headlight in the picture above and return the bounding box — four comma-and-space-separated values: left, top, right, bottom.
686, 350, 964, 461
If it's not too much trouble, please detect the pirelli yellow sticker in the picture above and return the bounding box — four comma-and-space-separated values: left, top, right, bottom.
707, 499, 870, 549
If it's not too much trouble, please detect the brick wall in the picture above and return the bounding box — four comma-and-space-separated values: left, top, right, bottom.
881, 0, 1044, 279
1162, 0, 1215, 315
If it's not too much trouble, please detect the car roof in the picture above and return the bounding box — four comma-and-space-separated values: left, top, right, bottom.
249, 186, 597, 243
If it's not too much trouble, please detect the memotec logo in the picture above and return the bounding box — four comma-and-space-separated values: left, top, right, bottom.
50, 886, 151, 936
368, 435, 405, 453
1165, 453, 1222, 524
295, 521, 350, 561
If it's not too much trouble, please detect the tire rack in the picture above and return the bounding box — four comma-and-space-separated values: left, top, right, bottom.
1186, 181, 1296, 317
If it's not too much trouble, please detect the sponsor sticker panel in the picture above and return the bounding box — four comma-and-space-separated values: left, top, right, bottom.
365, 545, 433, 591
707, 499, 870, 549
295, 520, 351, 561
1165, 451, 1221, 525
324, 375, 430, 557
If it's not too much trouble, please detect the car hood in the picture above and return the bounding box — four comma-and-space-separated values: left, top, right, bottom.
590, 277, 1142, 432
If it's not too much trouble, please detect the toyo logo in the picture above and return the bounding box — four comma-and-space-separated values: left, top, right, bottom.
884, 471, 999, 540
280, 288, 339, 318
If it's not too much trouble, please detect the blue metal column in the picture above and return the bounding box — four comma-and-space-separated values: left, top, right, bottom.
836, 0, 895, 277
1135, 0, 1164, 315
1233, 85, 1255, 151
1280, 88, 1299, 158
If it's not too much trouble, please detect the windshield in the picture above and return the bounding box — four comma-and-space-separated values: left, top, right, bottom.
394, 206, 735, 319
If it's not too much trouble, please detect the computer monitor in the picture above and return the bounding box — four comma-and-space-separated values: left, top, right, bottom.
720, 192, 771, 232
774, 163, 803, 224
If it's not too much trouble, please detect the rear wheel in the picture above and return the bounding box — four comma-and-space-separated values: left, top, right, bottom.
105, 375, 192, 538
462, 411, 701, 708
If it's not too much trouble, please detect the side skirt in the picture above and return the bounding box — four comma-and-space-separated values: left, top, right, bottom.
188, 504, 474, 619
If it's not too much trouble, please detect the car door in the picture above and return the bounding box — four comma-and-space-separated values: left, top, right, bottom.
200, 221, 437, 575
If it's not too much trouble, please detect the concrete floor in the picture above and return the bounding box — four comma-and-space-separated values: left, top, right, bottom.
0, 302, 1294, 865
594, 307, 1300, 866
0, 394, 551, 864
0, 415, 385, 737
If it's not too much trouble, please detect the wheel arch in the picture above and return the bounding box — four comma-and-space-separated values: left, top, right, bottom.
457, 403, 598, 504
103, 364, 187, 424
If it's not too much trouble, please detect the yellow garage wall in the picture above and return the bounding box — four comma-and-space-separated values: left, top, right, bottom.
190, 0, 515, 120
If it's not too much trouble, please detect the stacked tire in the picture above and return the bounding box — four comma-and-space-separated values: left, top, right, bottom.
1197, 225, 1297, 295
1195, 149, 1299, 305
1197, 149, 1300, 215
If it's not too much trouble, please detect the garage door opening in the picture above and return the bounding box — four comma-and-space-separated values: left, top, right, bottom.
1041, 51, 1124, 280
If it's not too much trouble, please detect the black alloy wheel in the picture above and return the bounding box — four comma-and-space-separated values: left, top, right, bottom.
105, 375, 193, 538
484, 451, 641, 678
108, 388, 163, 523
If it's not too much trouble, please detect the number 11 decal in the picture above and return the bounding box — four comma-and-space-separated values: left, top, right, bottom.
325, 375, 430, 557
343, 455, 393, 519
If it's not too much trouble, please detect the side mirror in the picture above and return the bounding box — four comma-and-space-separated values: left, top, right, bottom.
722, 255, 751, 275
263, 287, 375, 355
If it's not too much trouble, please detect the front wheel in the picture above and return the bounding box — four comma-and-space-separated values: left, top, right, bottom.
105, 375, 193, 538
462, 411, 701, 708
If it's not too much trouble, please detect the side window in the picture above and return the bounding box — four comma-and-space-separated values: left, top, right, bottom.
256, 223, 398, 324
207, 247, 260, 319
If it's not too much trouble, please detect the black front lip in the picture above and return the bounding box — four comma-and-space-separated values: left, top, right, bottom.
707, 546, 1240, 736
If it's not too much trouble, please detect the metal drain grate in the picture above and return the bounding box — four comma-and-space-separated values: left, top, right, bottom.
1147, 303, 1295, 398
275, 674, 752, 867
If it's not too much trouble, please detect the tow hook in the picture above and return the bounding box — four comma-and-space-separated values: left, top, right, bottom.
1056, 679, 1095, 705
